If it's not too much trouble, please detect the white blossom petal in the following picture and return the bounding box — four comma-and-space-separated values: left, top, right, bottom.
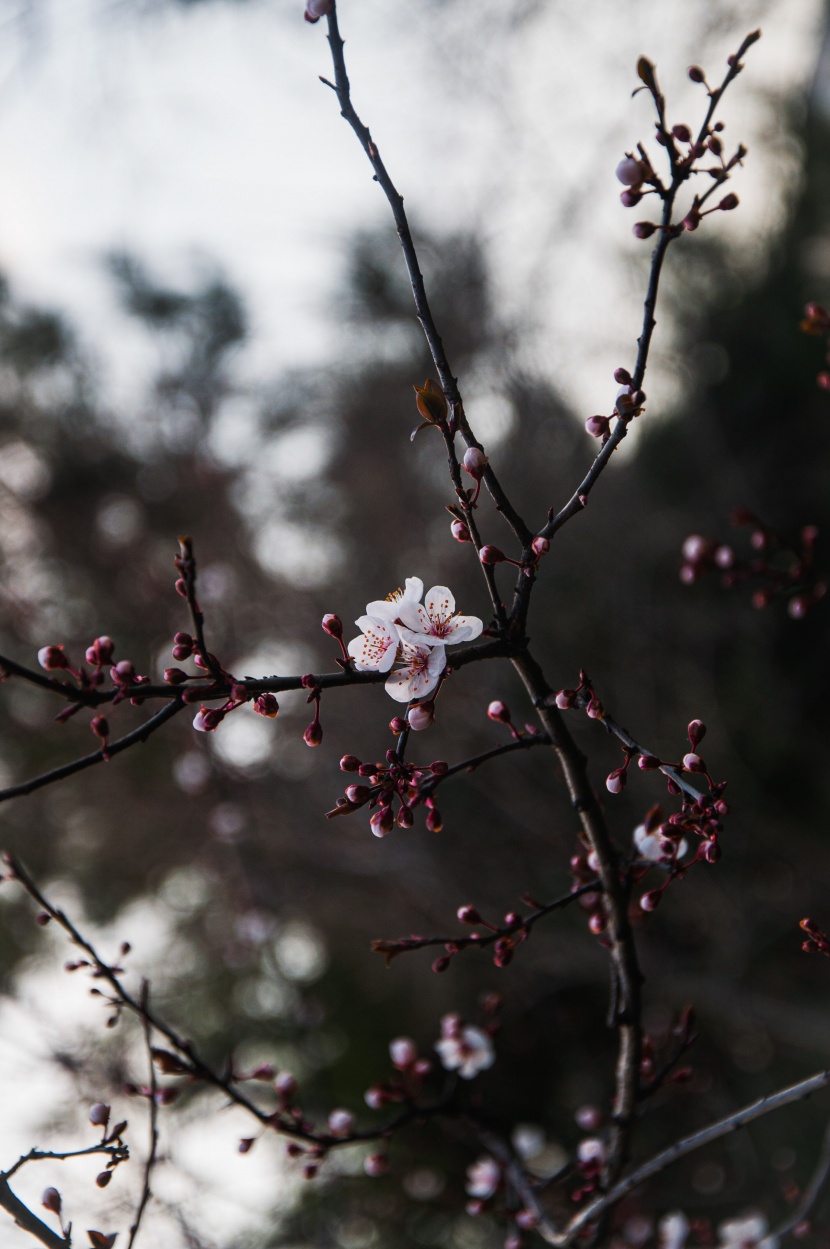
424, 585, 456, 621
384, 643, 446, 703
659, 1212, 690, 1249
347, 616, 398, 672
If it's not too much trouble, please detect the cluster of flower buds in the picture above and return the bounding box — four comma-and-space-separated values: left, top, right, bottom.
554, 670, 605, 719
477, 536, 550, 573
327, 749, 447, 836
799, 917, 830, 956
454, 902, 533, 970
799, 301, 830, 389
35, 635, 153, 749
363, 1035, 434, 1114
619, 43, 753, 242
586, 367, 647, 444
680, 510, 825, 619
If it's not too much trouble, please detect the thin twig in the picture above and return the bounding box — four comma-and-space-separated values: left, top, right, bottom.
0, 1176, 68, 1249
772, 1117, 830, 1240
127, 980, 159, 1249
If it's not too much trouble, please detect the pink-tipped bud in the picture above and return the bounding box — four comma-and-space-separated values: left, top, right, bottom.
451, 518, 473, 543
640, 889, 662, 912
364, 1153, 389, 1177
585, 415, 610, 438
615, 388, 635, 416
788, 595, 811, 620
364, 1085, 386, 1110
389, 1036, 418, 1069
426, 808, 443, 833
638, 754, 660, 770
457, 904, 481, 924
719, 192, 739, 211
532, 535, 550, 558
614, 367, 631, 385
110, 659, 136, 685
714, 544, 734, 569
42, 1188, 62, 1215
682, 752, 705, 773
340, 755, 361, 772
38, 645, 68, 671
588, 912, 606, 935
555, 688, 575, 709
605, 769, 626, 794
397, 805, 414, 829
672, 123, 692, 143
370, 807, 394, 838
575, 1105, 604, 1132
327, 1108, 355, 1137
275, 1072, 297, 1100
90, 715, 109, 740
388, 716, 407, 734
304, 0, 332, 21
463, 447, 489, 479
408, 700, 435, 731
682, 534, 709, 564
89, 1102, 111, 1127
164, 667, 188, 684
321, 613, 343, 639
85, 636, 115, 666
615, 156, 645, 186
479, 545, 505, 565
487, 700, 511, 724
688, 65, 705, 83
345, 785, 371, 805
687, 719, 706, 747
586, 697, 604, 719
254, 693, 280, 718
633, 221, 656, 239
620, 188, 642, 208
304, 720, 323, 747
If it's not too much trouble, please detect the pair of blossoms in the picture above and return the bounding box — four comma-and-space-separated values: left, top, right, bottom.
660, 1212, 778, 1249
347, 577, 483, 710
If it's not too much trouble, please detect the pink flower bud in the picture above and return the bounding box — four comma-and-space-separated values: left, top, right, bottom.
426, 807, 443, 833
389, 716, 407, 734
451, 519, 473, 543
605, 769, 626, 794
364, 1153, 389, 1177
85, 636, 115, 666
89, 1102, 111, 1127
275, 1072, 297, 1099
788, 595, 811, 620
688, 65, 705, 83
408, 700, 435, 731
575, 1104, 604, 1132
487, 700, 511, 724
90, 715, 109, 740
614, 367, 632, 385
633, 221, 656, 240
532, 536, 550, 558
238, 1138, 255, 1153
616, 156, 645, 186
681, 534, 709, 563
164, 667, 188, 684
640, 889, 662, 912
638, 754, 660, 770
327, 1108, 355, 1137
672, 123, 692, 143
586, 697, 604, 719
719, 193, 739, 211
345, 785, 370, 805
479, 545, 505, 565
585, 415, 610, 438
389, 1036, 418, 1069
714, 544, 734, 569
42, 1188, 62, 1215
38, 645, 68, 671
687, 719, 706, 747
110, 659, 135, 685
370, 807, 394, 838
620, 188, 642, 208
340, 754, 361, 772
304, 721, 323, 747
463, 447, 489, 479
555, 689, 575, 709
304, 0, 331, 21
588, 912, 606, 934
254, 693, 279, 718
396, 805, 414, 829
364, 1086, 386, 1109
457, 904, 481, 924
615, 387, 635, 416
682, 752, 705, 773
321, 613, 343, 638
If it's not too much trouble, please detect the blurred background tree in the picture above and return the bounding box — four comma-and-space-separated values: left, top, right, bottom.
0, 1, 827, 1247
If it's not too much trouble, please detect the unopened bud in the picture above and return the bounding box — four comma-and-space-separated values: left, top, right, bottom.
327, 1108, 355, 1137
633, 221, 656, 239
90, 715, 109, 740
389, 1036, 418, 1068
451, 519, 473, 543
304, 720, 323, 747
638, 754, 660, 770
370, 807, 394, 838
487, 700, 511, 724
275, 1072, 297, 1099
254, 693, 280, 718
408, 700, 435, 731
42, 1188, 62, 1215
463, 446, 489, 479
426, 807, 443, 833
687, 719, 706, 747
719, 193, 739, 211
532, 535, 550, 558
585, 415, 610, 438
616, 156, 645, 186
457, 904, 481, 924
89, 1102, 111, 1127
672, 123, 692, 143
340, 755, 360, 772
304, 0, 332, 21
479, 545, 505, 565
620, 188, 642, 208
364, 1152, 389, 1177
682, 752, 705, 773
640, 889, 662, 912
555, 688, 575, 709
606, 769, 626, 794
688, 65, 705, 83
38, 645, 68, 671
321, 613, 343, 639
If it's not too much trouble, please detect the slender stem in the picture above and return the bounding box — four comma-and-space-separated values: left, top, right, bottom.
0, 1177, 68, 1249
323, 3, 532, 547
127, 981, 159, 1249
771, 1117, 830, 1240
419, 732, 551, 797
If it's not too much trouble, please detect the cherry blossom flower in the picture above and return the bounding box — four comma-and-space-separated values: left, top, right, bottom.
634, 823, 688, 863
396, 585, 483, 648
347, 616, 399, 673
385, 641, 446, 703
435, 1020, 494, 1079
365, 577, 424, 624
466, 1156, 500, 1199
717, 1214, 778, 1249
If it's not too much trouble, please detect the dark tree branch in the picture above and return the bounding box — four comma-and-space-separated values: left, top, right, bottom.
126, 980, 159, 1249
